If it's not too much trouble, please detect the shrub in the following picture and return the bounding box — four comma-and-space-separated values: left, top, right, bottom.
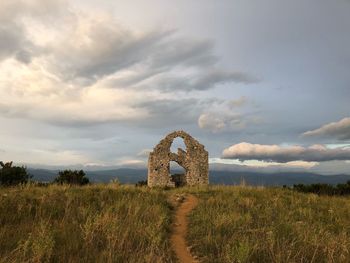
110, 178, 121, 186
292, 181, 350, 196
135, 180, 148, 187
54, 170, 89, 185
0, 161, 31, 186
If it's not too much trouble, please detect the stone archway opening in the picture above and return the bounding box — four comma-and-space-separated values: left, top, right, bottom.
170, 137, 187, 154
169, 137, 187, 187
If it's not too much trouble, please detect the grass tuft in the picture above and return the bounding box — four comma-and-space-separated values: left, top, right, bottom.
0, 184, 175, 263
187, 186, 350, 263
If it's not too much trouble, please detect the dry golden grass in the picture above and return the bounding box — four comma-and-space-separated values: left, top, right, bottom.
187, 186, 350, 263
1, 184, 349, 263
0, 184, 174, 263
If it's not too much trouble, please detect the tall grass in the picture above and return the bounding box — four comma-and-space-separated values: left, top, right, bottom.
187, 186, 350, 263
1, 184, 349, 263
0, 184, 175, 263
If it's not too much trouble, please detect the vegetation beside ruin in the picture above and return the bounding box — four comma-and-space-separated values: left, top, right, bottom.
187, 186, 350, 263
0, 184, 174, 263
0, 184, 349, 262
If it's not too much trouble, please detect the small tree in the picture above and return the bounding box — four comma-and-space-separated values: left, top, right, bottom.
54, 170, 89, 185
0, 161, 31, 186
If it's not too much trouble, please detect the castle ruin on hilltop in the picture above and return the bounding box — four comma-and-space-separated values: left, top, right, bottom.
148, 130, 209, 187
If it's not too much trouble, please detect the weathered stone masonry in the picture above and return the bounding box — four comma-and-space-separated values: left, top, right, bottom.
148, 130, 209, 187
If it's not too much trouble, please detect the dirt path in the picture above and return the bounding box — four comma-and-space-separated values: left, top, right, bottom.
171, 194, 199, 263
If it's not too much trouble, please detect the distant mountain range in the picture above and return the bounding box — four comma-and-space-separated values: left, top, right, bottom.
28, 168, 350, 186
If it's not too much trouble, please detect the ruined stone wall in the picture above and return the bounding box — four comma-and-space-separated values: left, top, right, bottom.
147, 130, 209, 187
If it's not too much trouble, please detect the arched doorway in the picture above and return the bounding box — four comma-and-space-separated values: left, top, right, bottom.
169, 161, 186, 187
169, 137, 187, 187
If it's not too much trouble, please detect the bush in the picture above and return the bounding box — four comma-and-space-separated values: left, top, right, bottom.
54, 170, 89, 185
135, 180, 147, 187
292, 181, 350, 196
0, 161, 31, 186
110, 178, 121, 186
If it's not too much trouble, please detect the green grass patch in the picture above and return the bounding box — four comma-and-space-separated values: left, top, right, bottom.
188, 186, 350, 263
0, 184, 175, 263
1, 184, 349, 262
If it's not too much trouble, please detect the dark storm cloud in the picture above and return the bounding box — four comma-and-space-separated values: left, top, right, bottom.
192, 71, 259, 89
0, 0, 67, 63
106, 37, 257, 92
141, 70, 258, 92
222, 143, 350, 162
15, 50, 33, 64
58, 30, 172, 81
132, 98, 202, 126
303, 117, 350, 141
0, 23, 36, 63
0, 0, 258, 95
74, 30, 257, 91
150, 38, 217, 68
0, 0, 259, 138
1, 1, 258, 92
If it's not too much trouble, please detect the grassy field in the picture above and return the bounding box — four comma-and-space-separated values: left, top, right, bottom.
187, 186, 350, 263
0, 184, 349, 263
0, 184, 174, 263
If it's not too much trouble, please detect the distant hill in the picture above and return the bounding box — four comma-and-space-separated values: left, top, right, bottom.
27, 168, 350, 186
209, 171, 350, 186
27, 168, 147, 184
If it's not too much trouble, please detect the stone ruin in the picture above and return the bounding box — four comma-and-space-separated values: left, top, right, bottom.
148, 130, 209, 187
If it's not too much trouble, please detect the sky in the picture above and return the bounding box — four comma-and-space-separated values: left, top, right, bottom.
0, 0, 350, 174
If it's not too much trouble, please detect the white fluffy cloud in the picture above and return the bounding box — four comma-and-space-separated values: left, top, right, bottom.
198, 112, 245, 133
303, 117, 350, 140
222, 142, 350, 162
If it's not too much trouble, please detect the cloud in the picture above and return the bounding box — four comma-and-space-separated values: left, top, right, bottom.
134, 98, 204, 127
228, 96, 248, 108
131, 69, 258, 92
303, 117, 350, 140
137, 149, 152, 158
222, 142, 350, 162
49, 23, 171, 82
198, 112, 245, 133
0, 0, 67, 63
3, 148, 90, 166
0, 24, 25, 61
117, 159, 146, 168
0, 0, 258, 132
310, 160, 350, 175
197, 100, 263, 133
0, 0, 257, 89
